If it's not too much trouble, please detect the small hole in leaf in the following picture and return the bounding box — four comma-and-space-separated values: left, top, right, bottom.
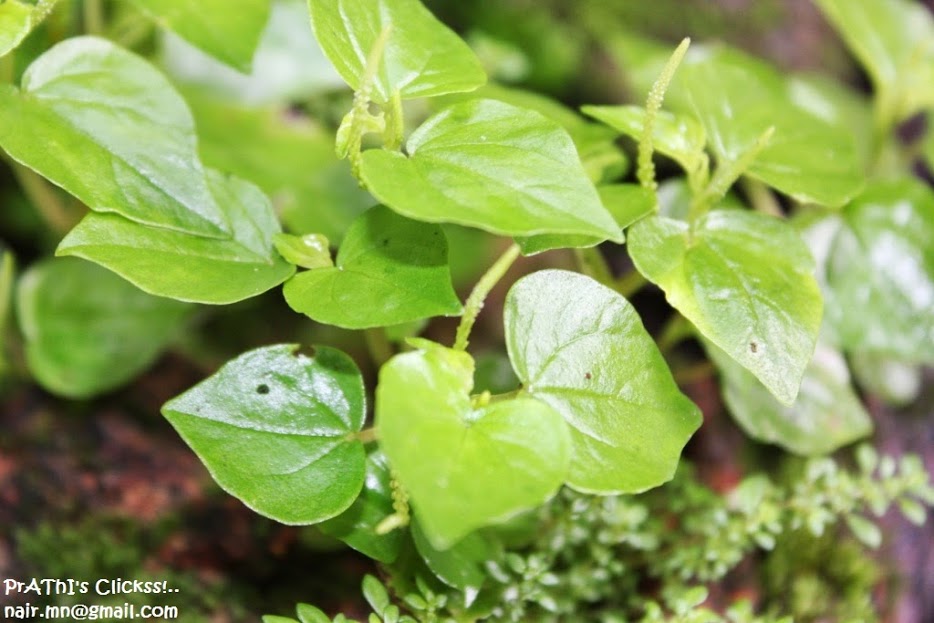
256, 384, 270, 395
749, 342, 758, 353
294, 345, 317, 358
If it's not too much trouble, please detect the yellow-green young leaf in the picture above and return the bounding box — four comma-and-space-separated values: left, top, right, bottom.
705, 338, 871, 455
57, 170, 295, 305
283, 206, 462, 329
0, 0, 56, 58
319, 450, 403, 563
814, 0, 934, 122
307, 0, 485, 103
131, 0, 270, 72
515, 184, 655, 255
16, 258, 191, 399
0, 37, 228, 237
185, 91, 371, 243
273, 233, 332, 270
376, 342, 570, 549
582, 105, 707, 178
826, 179, 934, 363
504, 270, 701, 494
162, 344, 367, 524
612, 36, 863, 207
411, 520, 494, 593
628, 211, 823, 405
360, 99, 623, 241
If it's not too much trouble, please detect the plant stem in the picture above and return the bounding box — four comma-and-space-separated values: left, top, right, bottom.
7, 159, 75, 235
741, 178, 782, 217
573, 246, 614, 289
454, 243, 521, 352
657, 314, 693, 354
83, 0, 105, 36
364, 327, 394, 368
355, 427, 378, 444
672, 360, 715, 385
615, 269, 647, 299
0, 55, 13, 85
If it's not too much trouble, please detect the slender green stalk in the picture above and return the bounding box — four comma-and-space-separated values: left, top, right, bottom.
638, 37, 691, 191
672, 360, 715, 385
355, 428, 379, 444
83, 0, 105, 36
342, 25, 392, 181
657, 314, 693, 354
7, 159, 75, 235
454, 243, 521, 352
690, 126, 774, 223
384, 90, 405, 151
364, 327, 394, 368
742, 178, 782, 217
573, 246, 614, 289
0, 55, 13, 85
616, 269, 647, 299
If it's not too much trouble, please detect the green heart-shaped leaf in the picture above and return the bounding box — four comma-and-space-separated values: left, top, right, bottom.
162, 344, 366, 524
16, 257, 191, 399
0, 0, 55, 58
826, 179, 934, 362
411, 519, 495, 593
360, 99, 624, 241
307, 0, 485, 103
582, 105, 706, 178
505, 270, 701, 494
0, 37, 228, 237
705, 337, 871, 455
57, 170, 295, 304
814, 0, 934, 122
283, 206, 462, 329
516, 184, 655, 255
319, 449, 403, 563
131, 0, 270, 72
376, 341, 570, 549
628, 211, 823, 405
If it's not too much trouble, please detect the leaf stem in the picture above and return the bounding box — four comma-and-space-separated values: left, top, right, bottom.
454, 243, 521, 352
657, 314, 693, 354
638, 37, 691, 191
0, 55, 13, 85
364, 327, 394, 368
672, 360, 715, 385
0, 252, 15, 375
741, 178, 782, 217
355, 427, 379, 444
615, 269, 647, 299
690, 126, 774, 223
83, 0, 105, 36
573, 247, 614, 289
6, 158, 76, 235
342, 25, 392, 181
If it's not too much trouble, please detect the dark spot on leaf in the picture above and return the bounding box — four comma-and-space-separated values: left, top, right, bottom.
294, 345, 317, 358
256, 384, 270, 395
749, 342, 758, 353
382, 238, 390, 246
585, 372, 592, 380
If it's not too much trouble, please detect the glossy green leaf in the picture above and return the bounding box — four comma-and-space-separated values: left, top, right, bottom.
0, 36, 228, 237
0, 0, 55, 58
283, 206, 462, 329
131, 0, 270, 72
613, 36, 863, 207
411, 520, 493, 593
57, 170, 295, 304
186, 92, 371, 243
376, 342, 570, 549
814, 0, 934, 121
162, 344, 367, 524
516, 184, 654, 255
273, 233, 332, 270
307, 0, 485, 103
705, 338, 871, 455
826, 179, 934, 362
628, 211, 823, 405
319, 449, 403, 563
163, 0, 344, 105
434, 84, 629, 183
582, 105, 706, 178
360, 99, 623, 241
15, 257, 190, 398
504, 270, 701, 494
